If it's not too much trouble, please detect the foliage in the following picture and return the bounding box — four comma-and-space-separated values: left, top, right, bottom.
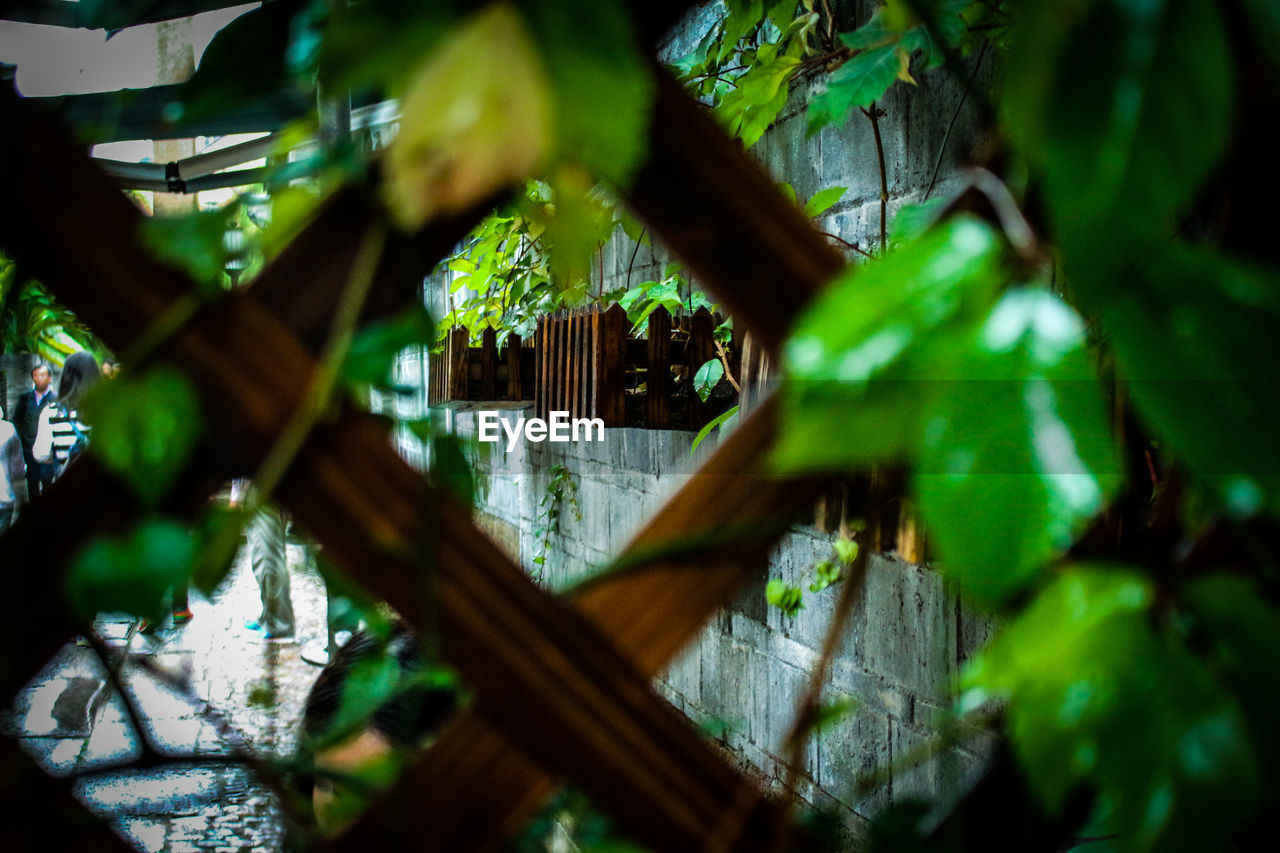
68, 520, 196, 621
81, 367, 204, 508
768, 0, 1280, 847
765, 534, 859, 614
0, 252, 107, 365
532, 464, 582, 578
690, 404, 740, 454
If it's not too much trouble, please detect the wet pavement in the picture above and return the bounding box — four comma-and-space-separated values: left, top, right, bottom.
5, 538, 329, 852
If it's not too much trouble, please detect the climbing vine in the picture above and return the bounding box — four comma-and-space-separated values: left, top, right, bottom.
532, 464, 582, 579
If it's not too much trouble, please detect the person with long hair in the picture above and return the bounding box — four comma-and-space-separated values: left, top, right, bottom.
33, 351, 100, 479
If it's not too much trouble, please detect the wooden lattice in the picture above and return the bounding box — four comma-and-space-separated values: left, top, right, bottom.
0, 8, 889, 850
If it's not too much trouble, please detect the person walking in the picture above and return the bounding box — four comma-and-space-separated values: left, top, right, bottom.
33, 352, 99, 480
230, 480, 295, 641
0, 404, 26, 534
12, 363, 56, 501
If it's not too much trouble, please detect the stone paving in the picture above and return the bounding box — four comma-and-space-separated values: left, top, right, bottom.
5, 537, 329, 852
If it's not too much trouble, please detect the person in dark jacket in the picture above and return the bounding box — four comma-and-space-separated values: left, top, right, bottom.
12, 362, 55, 502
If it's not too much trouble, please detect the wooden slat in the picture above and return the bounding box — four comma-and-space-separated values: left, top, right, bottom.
647, 306, 671, 428
448, 327, 470, 401
480, 326, 497, 400
535, 317, 546, 420
580, 308, 592, 419
569, 310, 582, 419
506, 332, 523, 401
597, 304, 627, 427
688, 306, 716, 430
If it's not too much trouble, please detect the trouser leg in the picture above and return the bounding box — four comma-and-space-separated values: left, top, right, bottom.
249, 505, 294, 637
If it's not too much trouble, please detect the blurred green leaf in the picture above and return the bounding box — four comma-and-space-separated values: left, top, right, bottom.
1006, 0, 1232, 241
525, 0, 654, 187
430, 432, 476, 507
889, 197, 947, 245
141, 207, 237, 295
1081, 244, 1280, 516
966, 568, 1260, 851
344, 305, 435, 388
833, 536, 859, 566
766, 578, 804, 615
776, 217, 1005, 471
82, 367, 204, 508
809, 559, 842, 593
69, 520, 196, 620
913, 288, 1120, 606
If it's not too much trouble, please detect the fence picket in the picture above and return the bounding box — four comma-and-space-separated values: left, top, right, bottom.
647, 307, 671, 429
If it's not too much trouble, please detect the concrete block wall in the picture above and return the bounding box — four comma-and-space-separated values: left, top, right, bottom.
408, 404, 997, 843
400, 1, 1000, 842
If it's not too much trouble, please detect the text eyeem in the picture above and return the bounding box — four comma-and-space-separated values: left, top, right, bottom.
477, 411, 605, 452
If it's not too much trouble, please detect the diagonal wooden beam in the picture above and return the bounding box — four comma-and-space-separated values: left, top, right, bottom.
0, 88, 799, 851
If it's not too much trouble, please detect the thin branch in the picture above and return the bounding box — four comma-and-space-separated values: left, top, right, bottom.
925, 40, 990, 200
819, 231, 874, 259
818, 0, 837, 52
625, 226, 648, 291
863, 103, 889, 253
713, 339, 741, 393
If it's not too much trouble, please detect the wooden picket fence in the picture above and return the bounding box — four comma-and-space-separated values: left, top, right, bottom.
430, 304, 740, 430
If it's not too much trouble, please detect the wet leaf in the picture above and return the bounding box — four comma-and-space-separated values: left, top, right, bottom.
913, 288, 1120, 606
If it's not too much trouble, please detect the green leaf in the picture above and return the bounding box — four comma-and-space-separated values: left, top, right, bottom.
430, 432, 476, 507
717, 54, 802, 147
691, 405, 740, 454
965, 567, 1260, 850
889, 197, 947, 245
344, 305, 435, 388
141, 207, 237, 295
1081, 245, 1280, 516
775, 217, 1006, 472
802, 185, 848, 218
766, 578, 804, 616
720, 0, 766, 63
807, 43, 899, 134
693, 358, 725, 402
1007, 0, 1233, 241
525, 0, 655, 187
833, 536, 859, 566
809, 559, 842, 593
68, 520, 196, 620
81, 367, 204, 508
913, 288, 1120, 606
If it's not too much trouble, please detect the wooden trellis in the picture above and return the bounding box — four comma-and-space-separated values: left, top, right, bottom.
0, 4, 896, 850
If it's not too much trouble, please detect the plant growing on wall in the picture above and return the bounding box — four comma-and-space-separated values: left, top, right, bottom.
532, 464, 582, 580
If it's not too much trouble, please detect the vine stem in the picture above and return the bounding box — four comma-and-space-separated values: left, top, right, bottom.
925, 39, 990, 200
713, 339, 741, 393
819, 231, 874, 259
772, 539, 871, 849
863, 102, 889, 253
625, 226, 647, 291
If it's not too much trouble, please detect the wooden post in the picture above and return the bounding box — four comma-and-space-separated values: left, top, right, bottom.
581, 308, 593, 418
569, 309, 582, 419
481, 326, 497, 401
535, 317, 545, 420
646, 307, 671, 429
593, 304, 627, 427
448, 327, 469, 401
688, 306, 715, 429
506, 332, 522, 401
